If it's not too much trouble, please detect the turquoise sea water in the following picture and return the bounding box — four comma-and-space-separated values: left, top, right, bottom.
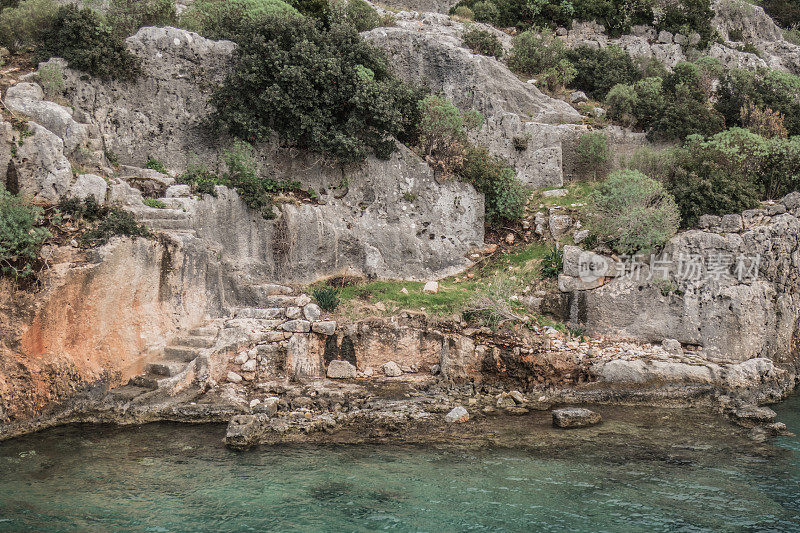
0, 397, 799, 532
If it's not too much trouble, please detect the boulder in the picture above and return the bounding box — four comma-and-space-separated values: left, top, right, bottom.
281, 320, 311, 333
303, 303, 322, 321
327, 360, 357, 379
312, 321, 337, 335
542, 188, 568, 198
423, 281, 439, 294
12, 122, 73, 203
382, 361, 403, 377
69, 174, 107, 203
549, 214, 573, 240
227, 371, 243, 383
5, 83, 89, 154
445, 405, 470, 423
569, 91, 588, 103
552, 407, 602, 428
733, 405, 777, 423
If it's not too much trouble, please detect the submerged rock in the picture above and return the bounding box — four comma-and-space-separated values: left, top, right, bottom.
552, 407, 602, 428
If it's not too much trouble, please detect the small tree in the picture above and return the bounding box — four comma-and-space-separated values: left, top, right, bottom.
416, 95, 483, 176
506, 29, 569, 78
587, 170, 680, 256
462, 26, 503, 58
576, 131, 611, 180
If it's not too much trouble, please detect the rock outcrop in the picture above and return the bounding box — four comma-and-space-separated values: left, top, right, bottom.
363, 12, 585, 188
35, 26, 484, 283
560, 194, 800, 374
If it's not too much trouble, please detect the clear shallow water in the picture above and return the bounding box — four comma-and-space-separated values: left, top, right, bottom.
0, 398, 799, 532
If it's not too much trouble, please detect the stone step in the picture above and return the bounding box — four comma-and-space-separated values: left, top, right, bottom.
130, 375, 158, 390
131, 208, 188, 220
139, 218, 194, 230
231, 307, 285, 320
173, 335, 217, 348
164, 345, 200, 362
189, 325, 220, 337
261, 295, 305, 307
146, 360, 186, 377
252, 283, 294, 296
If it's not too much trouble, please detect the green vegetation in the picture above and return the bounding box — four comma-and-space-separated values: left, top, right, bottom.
450, 0, 714, 46
0, 0, 58, 54
0, 185, 50, 281
460, 146, 527, 223
540, 245, 563, 278
36, 62, 64, 99
106, 0, 177, 39
179, 0, 301, 40
80, 210, 151, 247
415, 95, 483, 175
566, 45, 639, 100
37, 5, 141, 79
716, 67, 800, 137
178, 141, 303, 218
145, 157, 168, 174
507, 29, 575, 91
462, 26, 503, 58
756, 0, 800, 29
575, 131, 610, 180
144, 198, 167, 209
56, 195, 151, 247
318, 243, 553, 324
453, 5, 474, 20
586, 169, 680, 255
209, 14, 422, 163
313, 286, 341, 311
334, 0, 381, 31
626, 128, 800, 226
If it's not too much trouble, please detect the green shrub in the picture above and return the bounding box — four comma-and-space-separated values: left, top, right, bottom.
177, 164, 221, 197
566, 45, 640, 100
0, 0, 58, 54
80, 209, 151, 247
506, 29, 569, 77
37, 62, 65, 99
716, 67, 800, 136
462, 26, 503, 58
0, 185, 50, 281
459, 146, 527, 224
286, 0, 329, 20
471, 1, 499, 24
587, 169, 680, 255
540, 245, 563, 278
210, 15, 422, 163
576, 131, 610, 179
758, 0, 800, 29
631, 77, 666, 126
179, 142, 302, 218
107, 0, 177, 39
453, 5, 474, 19
606, 83, 638, 125
416, 95, 483, 175
37, 5, 141, 80
57, 195, 105, 223
145, 157, 168, 174
313, 286, 340, 311
180, 0, 301, 40
339, 0, 381, 31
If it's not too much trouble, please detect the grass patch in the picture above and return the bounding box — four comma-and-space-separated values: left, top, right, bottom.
535, 181, 599, 209
315, 242, 554, 322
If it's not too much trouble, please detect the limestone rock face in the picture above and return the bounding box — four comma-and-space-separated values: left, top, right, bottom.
48, 26, 483, 283
564, 194, 800, 365
5, 83, 90, 155
363, 14, 583, 188
11, 122, 72, 203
